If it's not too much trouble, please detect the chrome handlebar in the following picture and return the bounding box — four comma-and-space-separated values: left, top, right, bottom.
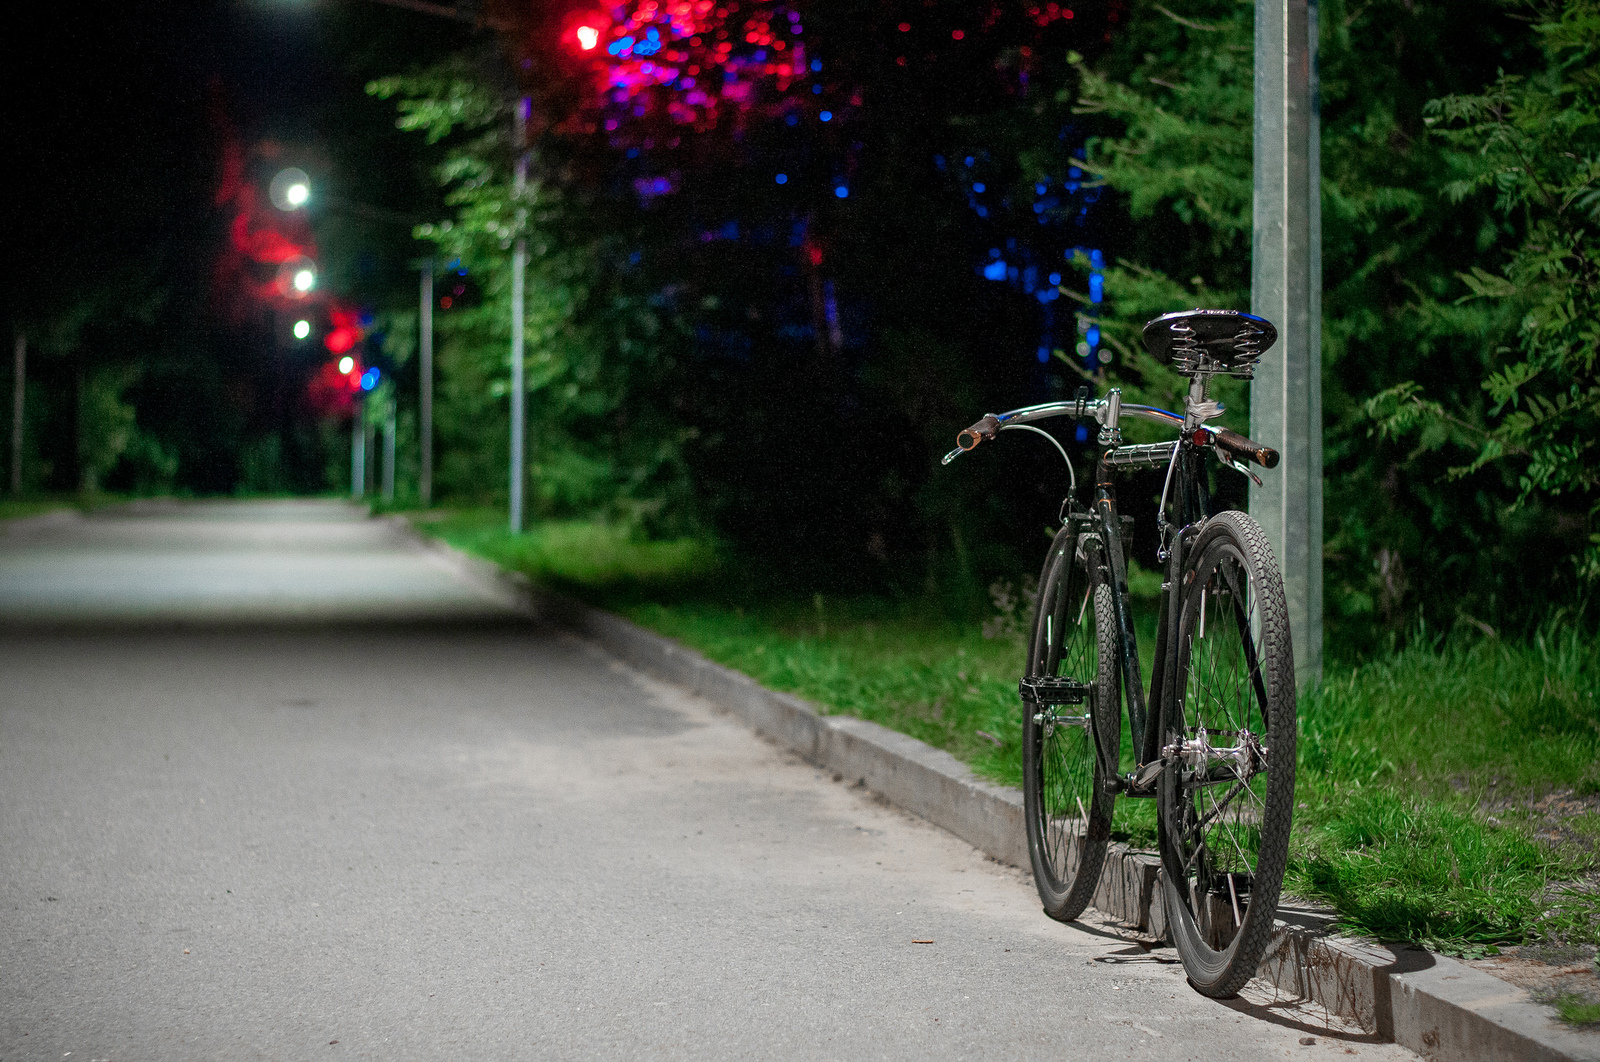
941, 396, 1184, 466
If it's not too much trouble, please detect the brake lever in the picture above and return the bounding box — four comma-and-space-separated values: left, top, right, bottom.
1223, 456, 1263, 488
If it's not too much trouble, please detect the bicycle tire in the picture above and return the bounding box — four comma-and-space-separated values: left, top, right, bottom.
1157, 510, 1297, 997
1023, 522, 1121, 921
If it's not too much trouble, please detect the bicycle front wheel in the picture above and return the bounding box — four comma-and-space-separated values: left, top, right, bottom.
1023, 522, 1120, 922
1158, 510, 1297, 998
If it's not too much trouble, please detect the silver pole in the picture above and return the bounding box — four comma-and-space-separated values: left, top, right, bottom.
10, 333, 23, 495
1249, 0, 1322, 685
509, 97, 530, 534
351, 405, 365, 499
382, 398, 397, 503
365, 419, 377, 497
419, 260, 434, 507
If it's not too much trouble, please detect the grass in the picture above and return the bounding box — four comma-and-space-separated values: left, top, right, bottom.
412, 509, 1600, 953
0, 496, 87, 520
1551, 992, 1600, 1027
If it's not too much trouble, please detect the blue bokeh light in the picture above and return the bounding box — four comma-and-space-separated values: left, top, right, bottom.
834, 185, 849, 198
819, 110, 832, 122
775, 173, 788, 184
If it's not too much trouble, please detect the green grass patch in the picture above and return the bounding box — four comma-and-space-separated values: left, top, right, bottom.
0, 499, 72, 521
1288, 631, 1600, 948
0, 492, 146, 521
417, 509, 721, 596
1550, 991, 1600, 1027
412, 509, 1600, 952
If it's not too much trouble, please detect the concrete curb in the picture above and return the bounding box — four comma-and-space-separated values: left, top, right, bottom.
394, 515, 1599, 1062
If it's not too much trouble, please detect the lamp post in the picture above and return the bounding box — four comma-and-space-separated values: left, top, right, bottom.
418, 258, 434, 507
382, 396, 397, 503
351, 399, 365, 499
508, 97, 530, 534
1249, 0, 1322, 686
10, 333, 23, 495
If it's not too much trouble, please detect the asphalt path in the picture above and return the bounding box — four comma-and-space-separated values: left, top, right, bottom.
0, 501, 1416, 1060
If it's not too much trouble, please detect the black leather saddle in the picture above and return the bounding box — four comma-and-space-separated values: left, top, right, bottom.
1140, 309, 1277, 377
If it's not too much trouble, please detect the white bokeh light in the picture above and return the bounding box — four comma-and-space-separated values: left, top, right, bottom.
269, 168, 312, 212
338, 356, 355, 374
293, 319, 311, 340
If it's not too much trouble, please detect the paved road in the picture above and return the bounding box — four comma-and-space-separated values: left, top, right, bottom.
0, 502, 1415, 1060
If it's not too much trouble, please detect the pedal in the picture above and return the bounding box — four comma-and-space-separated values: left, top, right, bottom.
1018, 676, 1091, 705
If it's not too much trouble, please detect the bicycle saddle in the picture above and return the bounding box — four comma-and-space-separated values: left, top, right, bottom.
1141, 309, 1277, 377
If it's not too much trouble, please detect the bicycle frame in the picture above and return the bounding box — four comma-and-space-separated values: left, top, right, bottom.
949, 383, 1243, 794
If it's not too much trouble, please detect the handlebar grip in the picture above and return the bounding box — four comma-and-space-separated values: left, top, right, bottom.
1212, 427, 1280, 469
956, 414, 1001, 451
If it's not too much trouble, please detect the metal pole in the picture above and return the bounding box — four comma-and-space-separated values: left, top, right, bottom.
382, 398, 397, 503
10, 333, 23, 494
419, 260, 434, 507
351, 405, 365, 499
365, 420, 377, 497
509, 97, 530, 533
1249, 0, 1322, 686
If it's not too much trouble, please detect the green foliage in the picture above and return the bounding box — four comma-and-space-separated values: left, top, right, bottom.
76, 364, 176, 495
1036, 0, 1579, 651
1372, 0, 1600, 581
368, 63, 695, 532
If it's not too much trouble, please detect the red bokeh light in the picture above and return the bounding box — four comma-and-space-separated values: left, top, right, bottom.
561, 1, 808, 137
322, 307, 363, 355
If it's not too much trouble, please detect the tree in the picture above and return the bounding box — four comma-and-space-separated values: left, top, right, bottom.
1371, 0, 1600, 584
1026, 0, 1570, 650
368, 56, 696, 529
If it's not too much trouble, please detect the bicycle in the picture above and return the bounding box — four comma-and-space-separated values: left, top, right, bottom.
943, 309, 1296, 998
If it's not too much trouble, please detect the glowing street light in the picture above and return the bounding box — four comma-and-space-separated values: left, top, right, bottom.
277, 255, 317, 299
269, 167, 312, 212
293, 319, 311, 340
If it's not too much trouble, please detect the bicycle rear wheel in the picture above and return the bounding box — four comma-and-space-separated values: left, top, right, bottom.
1158, 510, 1297, 997
1023, 522, 1120, 921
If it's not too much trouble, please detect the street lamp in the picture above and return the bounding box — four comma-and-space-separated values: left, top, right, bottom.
270, 167, 312, 212
277, 255, 318, 298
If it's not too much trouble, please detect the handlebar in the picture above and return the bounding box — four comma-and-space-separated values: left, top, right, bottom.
956, 414, 1001, 452
1209, 426, 1279, 469
943, 394, 1278, 473
944, 397, 1184, 465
